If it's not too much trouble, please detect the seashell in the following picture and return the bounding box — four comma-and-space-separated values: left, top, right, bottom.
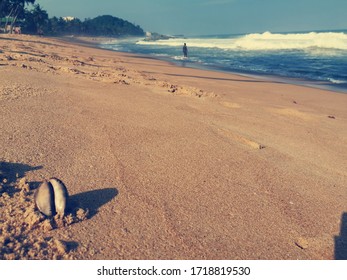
49, 177, 69, 217
34, 180, 55, 217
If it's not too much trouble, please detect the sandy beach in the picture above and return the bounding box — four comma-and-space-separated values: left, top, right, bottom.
0, 34, 346, 260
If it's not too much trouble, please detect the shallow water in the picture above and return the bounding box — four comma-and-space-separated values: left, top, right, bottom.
101, 30, 347, 93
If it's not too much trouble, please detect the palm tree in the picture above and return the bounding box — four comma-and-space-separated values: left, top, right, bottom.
1, 0, 36, 33
31, 4, 48, 33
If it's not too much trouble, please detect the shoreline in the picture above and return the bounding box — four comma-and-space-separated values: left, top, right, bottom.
147, 54, 347, 95
81, 35, 347, 95
17, 34, 347, 97
1, 34, 346, 260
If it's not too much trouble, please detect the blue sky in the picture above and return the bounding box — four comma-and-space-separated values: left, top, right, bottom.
35, 0, 347, 35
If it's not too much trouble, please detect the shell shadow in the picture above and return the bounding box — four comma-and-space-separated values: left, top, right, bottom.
0, 161, 42, 185
64, 240, 79, 252
335, 212, 347, 260
68, 188, 118, 218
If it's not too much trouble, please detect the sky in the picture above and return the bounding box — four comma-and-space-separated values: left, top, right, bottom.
34, 0, 347, 36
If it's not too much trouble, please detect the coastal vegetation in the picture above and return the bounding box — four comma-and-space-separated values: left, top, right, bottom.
0, 0, 144, 36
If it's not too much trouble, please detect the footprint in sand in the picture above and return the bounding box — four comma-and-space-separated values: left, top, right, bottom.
269, 108, 313, 121
215, 127, 265, 150
220, 101, 241, 109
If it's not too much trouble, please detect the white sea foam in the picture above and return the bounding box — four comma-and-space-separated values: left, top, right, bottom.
327, 78, 346, 84
137, 31, 347, 51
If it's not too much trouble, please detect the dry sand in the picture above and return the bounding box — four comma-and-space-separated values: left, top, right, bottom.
0, 34, 346, 260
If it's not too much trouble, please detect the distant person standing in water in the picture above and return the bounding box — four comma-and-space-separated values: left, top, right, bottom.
183, 43, 188, 58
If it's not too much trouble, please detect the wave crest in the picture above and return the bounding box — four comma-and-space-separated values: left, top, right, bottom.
137, 31, 347, 51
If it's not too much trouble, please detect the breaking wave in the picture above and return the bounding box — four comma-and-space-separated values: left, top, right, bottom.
137, 31, 347, 51
102, 30, 347, 92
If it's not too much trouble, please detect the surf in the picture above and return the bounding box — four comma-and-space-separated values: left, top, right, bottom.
137, 31, 347, 52
101, 30, 347, 93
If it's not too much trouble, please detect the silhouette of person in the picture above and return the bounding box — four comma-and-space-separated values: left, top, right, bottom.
183, 43, 188, 58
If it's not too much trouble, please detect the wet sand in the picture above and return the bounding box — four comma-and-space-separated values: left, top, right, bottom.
0, 34, 346, 260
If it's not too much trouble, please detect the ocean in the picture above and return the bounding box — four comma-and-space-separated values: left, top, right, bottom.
100, 30, 347, 93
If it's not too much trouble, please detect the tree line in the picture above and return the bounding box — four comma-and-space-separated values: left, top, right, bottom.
0, 0, 145, 36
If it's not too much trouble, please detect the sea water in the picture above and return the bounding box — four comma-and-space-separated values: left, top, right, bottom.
100, 31, 347, 93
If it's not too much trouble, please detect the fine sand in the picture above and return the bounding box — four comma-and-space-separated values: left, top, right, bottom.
0, 34, 346, 260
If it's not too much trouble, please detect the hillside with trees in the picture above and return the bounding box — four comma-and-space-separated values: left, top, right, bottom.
0, 0, 145, 36
82, 15, 144, 37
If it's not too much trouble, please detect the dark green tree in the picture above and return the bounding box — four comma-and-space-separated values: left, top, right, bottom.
64, 18, 83, 35
1, 0, 35, 32
22, 4, 48, 34
47, 17, 67, 35
83, 15, 144, 37
2, 2, 145, 37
